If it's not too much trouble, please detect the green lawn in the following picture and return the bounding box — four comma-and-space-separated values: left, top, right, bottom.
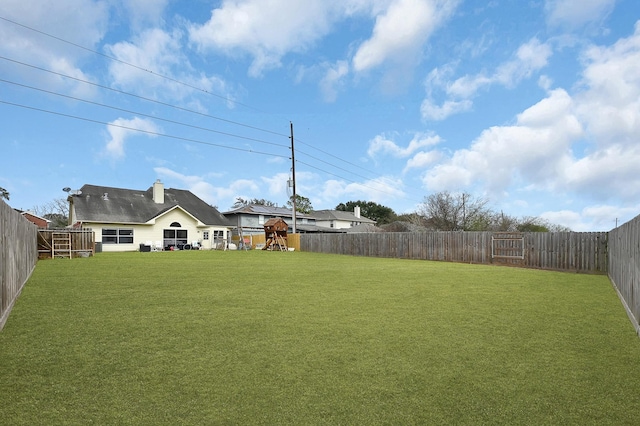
2, 251, 640, 425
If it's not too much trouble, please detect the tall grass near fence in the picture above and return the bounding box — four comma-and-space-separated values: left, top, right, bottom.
2, 251, 640, 424
0, 199, 37, 330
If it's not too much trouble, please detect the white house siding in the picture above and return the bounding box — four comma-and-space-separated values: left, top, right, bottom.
88, 208, 229, 252
315, 219, 354, 229
90, 223, 151, 252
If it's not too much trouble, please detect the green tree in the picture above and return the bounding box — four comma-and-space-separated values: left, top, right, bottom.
335, 200, 397, 224
516, 216, 571, 232
0, 186, 9, 201
287, 194, 313, 214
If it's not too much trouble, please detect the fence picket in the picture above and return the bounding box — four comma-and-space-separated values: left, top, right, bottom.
1, 200, 38, 331
300, 231, 608, 273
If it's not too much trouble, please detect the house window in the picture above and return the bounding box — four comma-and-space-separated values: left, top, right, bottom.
170, 222, 181, 227
163, 228, 188, 249
258, 215, 265, 225
102, 228, 134, 244
203, 231, 209, 240
213, 230, 225, 239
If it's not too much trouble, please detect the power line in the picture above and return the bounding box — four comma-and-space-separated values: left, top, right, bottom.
1, 55, 396, 186
0, 55, 290, 138
0, 55, 415, 195
296, 159, 422, 203
0, 99, 290, 159
0, 78, 289, 149
296, 137, 381, 179
296, 147, 376, 183
0, 15, 263, 112
0, 19, 427, 206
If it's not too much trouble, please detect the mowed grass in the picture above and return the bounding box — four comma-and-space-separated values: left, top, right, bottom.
2, 251, 640, 425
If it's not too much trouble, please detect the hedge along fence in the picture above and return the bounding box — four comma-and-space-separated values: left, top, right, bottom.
300, 231, 609, 273
1, 199, 38, 331
608, 214, 640, 334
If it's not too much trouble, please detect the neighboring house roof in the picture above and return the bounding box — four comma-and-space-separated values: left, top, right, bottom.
346, 223, 381, 233
15, 209, 51, 227
297, 223, 346, 233
71, 183, 232, 226
223, 204, 315, 220
312, 209, 376, 224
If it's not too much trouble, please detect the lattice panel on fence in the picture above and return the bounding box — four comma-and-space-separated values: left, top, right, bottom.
491, 232, 525, 264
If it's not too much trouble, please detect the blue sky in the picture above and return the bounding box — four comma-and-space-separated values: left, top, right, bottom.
1, 0, 639, 231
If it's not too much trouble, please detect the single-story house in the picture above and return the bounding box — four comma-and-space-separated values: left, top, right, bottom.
68, 180, 233, 252
15, 209, 51, 228
312, 206, 376, 231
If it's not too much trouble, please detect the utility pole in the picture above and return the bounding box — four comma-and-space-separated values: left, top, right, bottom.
290, 122, 297, 234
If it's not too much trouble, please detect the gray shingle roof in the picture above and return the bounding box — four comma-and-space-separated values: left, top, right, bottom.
312, 209, 376, 224
223, 204, 314, 219
72, 184, 232, 226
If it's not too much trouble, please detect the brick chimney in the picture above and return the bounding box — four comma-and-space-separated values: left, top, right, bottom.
153, 180, 164, 204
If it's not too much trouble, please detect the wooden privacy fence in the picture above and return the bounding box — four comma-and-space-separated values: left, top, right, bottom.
300, 231, 608, 273
608, 214, 640, 334
37, 229, 95, 259
1, 199, 38, 331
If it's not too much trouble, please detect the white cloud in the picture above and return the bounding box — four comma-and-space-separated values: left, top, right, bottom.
188, 0, 458, 81
119, 0, 169, 28
0, 0, 108, 94
422, 38, 552, 121
104, 117, 160, 158
106, 28, 233, 105
422, 21, 640, 217
320, 176, 406, 205
188, 0, 339, 77
154, 167, 261, 208
494, 38, 553, 87
404, 150, 442, 172
575, 21, 640, 148
449, 38, 552, 96
319, 60, 350, 102
545, 0, 616, 29
420, 98, 472, 121
562, 21, 640, 201
367, 132, 441, 158
564, 145, 640, 200
107, 28, 181, 88
262, 172, 291, 197
352, 0, 458, 72
0, 0, 107, 51
423, 88, 582, 193
541, 203, 640, 232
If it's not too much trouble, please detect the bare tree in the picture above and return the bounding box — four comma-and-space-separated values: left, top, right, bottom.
31, 198, 69, 228
418, 191, 491, 231
490, 211, 520, 231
